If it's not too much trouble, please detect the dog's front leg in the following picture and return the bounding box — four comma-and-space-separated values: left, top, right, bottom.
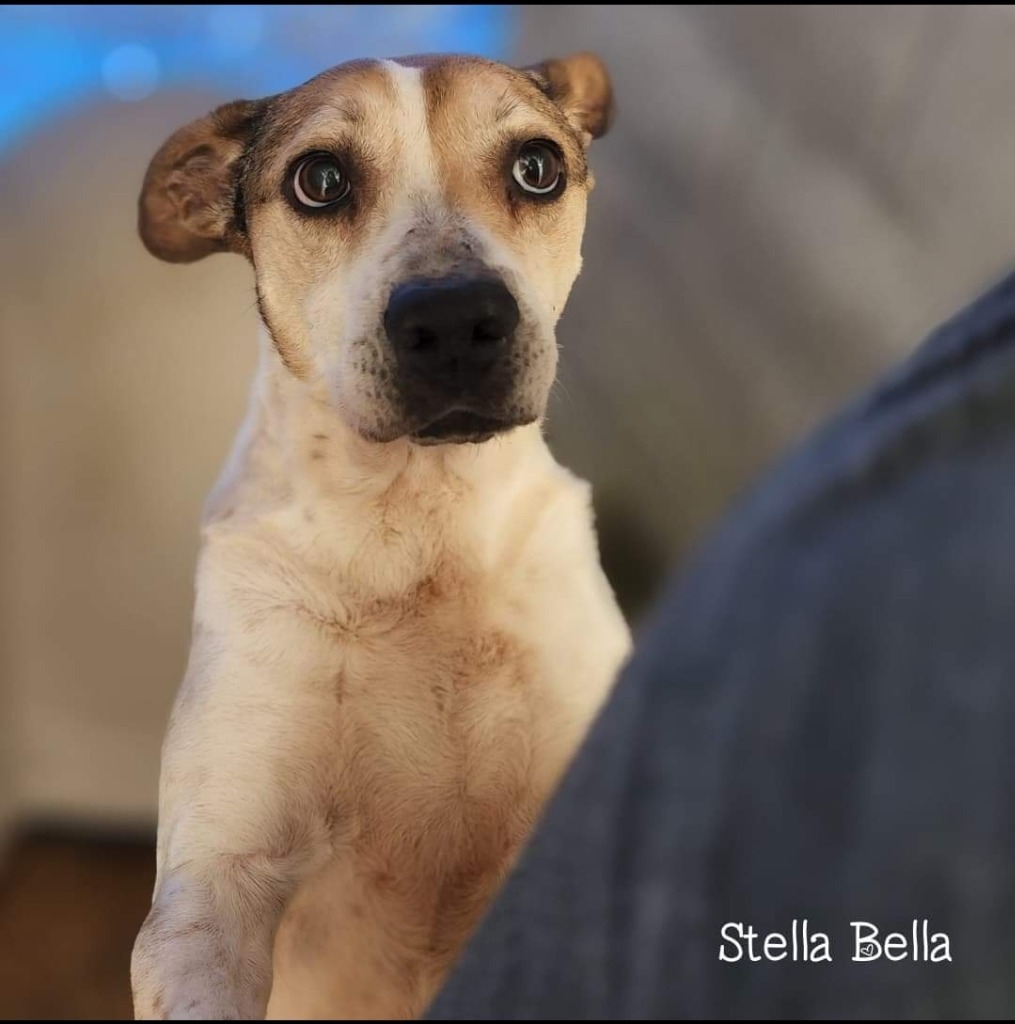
132, 857, 290, 1020
131, 612, 338, 1020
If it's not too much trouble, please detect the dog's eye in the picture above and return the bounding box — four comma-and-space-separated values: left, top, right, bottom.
293, 154, 350, 208
512, 141, 563, 196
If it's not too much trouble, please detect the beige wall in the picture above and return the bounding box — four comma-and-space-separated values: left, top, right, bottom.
0, 95, 257, 825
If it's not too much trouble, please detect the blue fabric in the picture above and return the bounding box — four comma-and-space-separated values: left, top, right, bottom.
428, 271, 1015, 1019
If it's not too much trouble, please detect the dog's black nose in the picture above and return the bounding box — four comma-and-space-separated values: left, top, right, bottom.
384, 275, 520, 383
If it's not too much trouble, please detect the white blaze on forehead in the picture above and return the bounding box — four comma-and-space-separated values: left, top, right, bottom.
301, 61, 441, 407
381, 60, 438, 196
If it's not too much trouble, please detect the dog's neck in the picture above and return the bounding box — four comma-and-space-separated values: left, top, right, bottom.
205, 332, 558, 578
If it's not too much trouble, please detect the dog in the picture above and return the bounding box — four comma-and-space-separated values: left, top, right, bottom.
130, 51, 630, 1020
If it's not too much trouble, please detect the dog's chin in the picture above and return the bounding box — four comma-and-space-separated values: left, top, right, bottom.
410, 410, 527, 446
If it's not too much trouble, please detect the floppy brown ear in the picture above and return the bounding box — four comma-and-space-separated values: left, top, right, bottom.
139, 99, 265, 263
525, 52, 614, 142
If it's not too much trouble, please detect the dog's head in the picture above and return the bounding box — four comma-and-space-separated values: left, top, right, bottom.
140, 54, 613, 444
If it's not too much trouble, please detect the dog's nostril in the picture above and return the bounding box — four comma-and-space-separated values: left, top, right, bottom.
411, 327, 439, 352
472, 318, 505, 346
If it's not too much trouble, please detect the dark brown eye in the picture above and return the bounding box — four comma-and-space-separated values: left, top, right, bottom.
512, 141, 563, 196
293, 153, 349, 208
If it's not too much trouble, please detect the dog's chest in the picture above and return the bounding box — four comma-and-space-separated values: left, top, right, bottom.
329, 568, 543, 855
274, 532, 553, 868
276, 562, 548, 999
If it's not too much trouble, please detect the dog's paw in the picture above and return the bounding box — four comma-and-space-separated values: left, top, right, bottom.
131, 909, 259, 1020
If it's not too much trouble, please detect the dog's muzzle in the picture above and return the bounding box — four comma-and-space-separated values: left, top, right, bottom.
384, 273, 523, 443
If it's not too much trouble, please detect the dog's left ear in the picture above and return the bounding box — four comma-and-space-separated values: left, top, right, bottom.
525, 52, 614, 142
139, 98, 266, 263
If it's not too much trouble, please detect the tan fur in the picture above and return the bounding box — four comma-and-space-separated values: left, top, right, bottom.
132, 53, 628, 1020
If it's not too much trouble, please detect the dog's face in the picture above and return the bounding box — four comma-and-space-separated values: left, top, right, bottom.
140, 54, 613, 444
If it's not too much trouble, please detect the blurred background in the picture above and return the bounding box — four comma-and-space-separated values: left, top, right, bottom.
3, 4, 1015, 1018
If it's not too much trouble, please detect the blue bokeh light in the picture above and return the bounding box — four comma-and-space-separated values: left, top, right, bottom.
101, 43, 161, 101
0, 5, 512, 152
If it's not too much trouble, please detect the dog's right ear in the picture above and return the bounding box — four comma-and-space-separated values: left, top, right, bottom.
139, 99, 266, 264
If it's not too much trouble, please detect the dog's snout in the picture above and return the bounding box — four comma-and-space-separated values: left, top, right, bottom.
384, 276, 520, 382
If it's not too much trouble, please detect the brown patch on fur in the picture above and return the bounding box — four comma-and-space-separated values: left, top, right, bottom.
371, 869, 396, 892
239, 60, 396, 375
324, 798, 344, 836
151, 988, 166, 1017
421, 55, 588, 189
146, 62, 379, 236
317, 565, 467, 641
139, 98, 266, 263
415, 54, 597, 275
430, 681, 448, 714
240, 60, 393, 271
254, 282, 308, 379
239, 60, 393, 206
424, 851, 509, 965
472, 628, 528, 686
525, 52, 615, 140
139, 60, 394, 376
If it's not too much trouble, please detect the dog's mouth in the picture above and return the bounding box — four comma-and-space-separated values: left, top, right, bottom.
411, 410, 513, 445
